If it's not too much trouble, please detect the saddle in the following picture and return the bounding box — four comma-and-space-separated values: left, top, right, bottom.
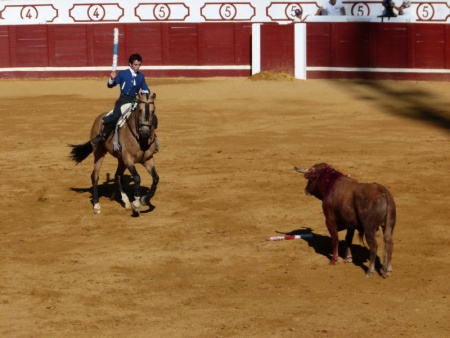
104, 102, 134, 151
106, 101, 156, 152
103, 102, 135, 128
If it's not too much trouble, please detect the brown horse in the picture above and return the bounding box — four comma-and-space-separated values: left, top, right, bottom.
69, 92, 159, 215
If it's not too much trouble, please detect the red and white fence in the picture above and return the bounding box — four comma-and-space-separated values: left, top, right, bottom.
1, 0, 450, 80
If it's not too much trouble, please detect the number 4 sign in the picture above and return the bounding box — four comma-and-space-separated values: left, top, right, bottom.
69, 4, 124, 22
0, 4, 58, 23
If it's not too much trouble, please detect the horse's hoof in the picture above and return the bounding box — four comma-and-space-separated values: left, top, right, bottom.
344, 257, 353, 263
93, 203, 101, 214
329, 259, 338, 265
140, 195, 149, 206
131, 200, 140, 213
121, 193, 131, 209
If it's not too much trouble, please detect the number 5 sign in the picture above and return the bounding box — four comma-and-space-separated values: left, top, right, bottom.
417, 2, 450, 21
200, 2, 255, 21
135, 3, 189, 21
351, 3, 371, 16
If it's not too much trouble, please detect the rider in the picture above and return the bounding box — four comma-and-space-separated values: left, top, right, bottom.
91, 53, 152, 146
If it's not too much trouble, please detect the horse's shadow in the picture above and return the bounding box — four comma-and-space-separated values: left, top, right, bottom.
276, 227, 383, 276
70, 173, 155, 214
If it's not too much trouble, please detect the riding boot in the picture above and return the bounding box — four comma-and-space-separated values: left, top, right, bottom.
91, 122, 116, 147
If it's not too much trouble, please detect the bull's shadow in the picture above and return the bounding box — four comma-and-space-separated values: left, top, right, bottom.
278, 227, 383, 276
70, 173, 155, 214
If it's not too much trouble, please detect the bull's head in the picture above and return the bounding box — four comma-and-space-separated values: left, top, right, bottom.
294, 163, 334, 198
294, 165, 315, 196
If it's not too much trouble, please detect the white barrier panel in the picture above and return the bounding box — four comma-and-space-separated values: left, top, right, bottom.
251, 24, 261, 76
1, 0, 449, 25
294, 23, 307, 80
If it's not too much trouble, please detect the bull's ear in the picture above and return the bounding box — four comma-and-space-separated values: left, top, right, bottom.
304, 170, 315, 179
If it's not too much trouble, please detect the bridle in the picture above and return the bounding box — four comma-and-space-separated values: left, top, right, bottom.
125, 94, 155, 146
136, 96, 155, 129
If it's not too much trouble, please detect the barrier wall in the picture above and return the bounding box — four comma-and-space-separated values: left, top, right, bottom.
1, 0, 450, 80
306, 22, 450, 80
0, 23, 252, 78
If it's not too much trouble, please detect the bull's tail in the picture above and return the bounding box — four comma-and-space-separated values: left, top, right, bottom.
68, 141, 93, 164
382, 192, 396, 277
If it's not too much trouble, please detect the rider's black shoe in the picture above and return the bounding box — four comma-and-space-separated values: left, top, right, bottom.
91, 122, 115, 147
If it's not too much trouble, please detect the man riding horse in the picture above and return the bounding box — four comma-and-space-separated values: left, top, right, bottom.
91, 53, 158, 150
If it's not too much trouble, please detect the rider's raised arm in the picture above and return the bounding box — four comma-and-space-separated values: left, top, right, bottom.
107, 70, 119, 88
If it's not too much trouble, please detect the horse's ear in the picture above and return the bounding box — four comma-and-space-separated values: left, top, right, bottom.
152, 93, 156, 99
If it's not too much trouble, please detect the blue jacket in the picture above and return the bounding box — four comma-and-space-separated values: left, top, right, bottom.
107, 68, 150, 97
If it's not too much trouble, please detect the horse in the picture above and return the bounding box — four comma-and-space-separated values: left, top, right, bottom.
69, 92, 159, 215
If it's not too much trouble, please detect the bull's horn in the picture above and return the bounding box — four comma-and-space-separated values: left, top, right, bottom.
294, 166, 308, 173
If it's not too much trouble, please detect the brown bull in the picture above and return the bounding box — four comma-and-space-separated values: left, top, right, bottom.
294, 163, 396, 278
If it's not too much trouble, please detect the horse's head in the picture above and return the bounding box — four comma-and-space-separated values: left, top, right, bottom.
135, 92, 156, 139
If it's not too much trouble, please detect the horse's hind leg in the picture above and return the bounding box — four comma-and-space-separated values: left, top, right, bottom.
91, 150, 106, 214
140, 158, 159, 206
115, 160, 131, 209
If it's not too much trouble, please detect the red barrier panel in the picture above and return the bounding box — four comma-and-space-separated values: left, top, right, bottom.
1, 22, 450, 80
260, 24, 294, 74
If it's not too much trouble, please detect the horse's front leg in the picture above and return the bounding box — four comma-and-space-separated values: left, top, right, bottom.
140, 157, 159, 206
115, 160, 131, 209
127, 164, 142, 214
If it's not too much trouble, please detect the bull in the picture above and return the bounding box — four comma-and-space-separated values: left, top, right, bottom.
294, 163, 396, 278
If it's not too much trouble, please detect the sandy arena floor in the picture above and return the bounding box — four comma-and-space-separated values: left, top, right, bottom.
0, 76, 449, 337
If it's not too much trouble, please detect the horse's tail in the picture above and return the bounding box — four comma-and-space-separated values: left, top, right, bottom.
382, 191, 396, 277
68, 141, 93, 164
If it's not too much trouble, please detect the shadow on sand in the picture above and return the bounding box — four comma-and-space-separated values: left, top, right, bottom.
275, 227, 384, 276
337, 79, 450, 132
70, 173, 155, 215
